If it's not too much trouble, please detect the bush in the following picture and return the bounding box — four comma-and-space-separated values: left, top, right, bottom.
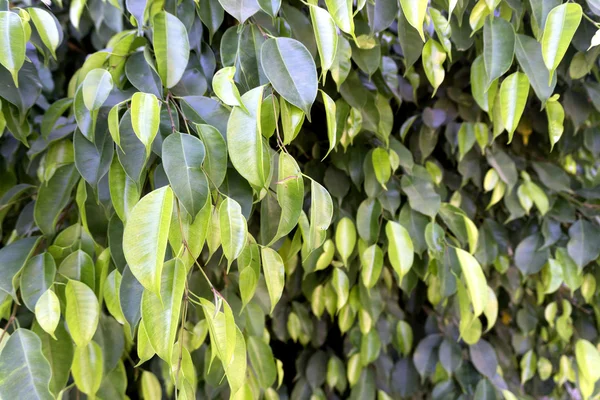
0, 0, 600, 398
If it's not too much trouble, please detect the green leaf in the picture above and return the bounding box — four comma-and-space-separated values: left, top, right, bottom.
162, 132, 209, 218
20, 253, 56, 312
65, 279, 100, 347
335, 217, 356, 266
280, 98, 305, 145
82, 69, 113, 111
471, 57, 497, 113
270, 153, 304, 245
514, 34, 556, 104
541, 4, 582, 80
386, 221, 414, 283
321, 90, 337, 158
546, 95, 564, 150
360, 244, 383, 289
308, 179, 334, 252
0, 11, 25, 86
196, 124, 228, 188
123, 186, 174, 296
34, 164, 80, 235
399, 0, 427, 41
34, 289, 60, 339
483, 17, 515, 87
331, 267, 349, 309
396, 320, 413, 357
0, 329, 53, 400
131, 92, 161, 156
200, 298, 236, 366
575, 339, 600, 383
227, 86, 271, 189
218, 0, 260, 23
372, 148, 391, 189
455, 247, 488, 317
567, 220, 600, 271
0, 236, 41, 299
261, 246, 285, 313
220, 197, 248, 268
213, 67, 247, 112
421, 39, 446, 96
324, 0, 354, 35
309, 5, 338, 75
72, 341, 103, 397
28, 8, 61, 59
223, 328, 247, 393
247, 336, 277, 389
500, 72, 529, 142
153, 11, 190, 88
261, 38, 318, 118
109, 155, 140, 222
140, 258, 185, 362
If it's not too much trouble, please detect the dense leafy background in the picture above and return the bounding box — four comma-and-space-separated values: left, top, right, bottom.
1, 0, 600, 399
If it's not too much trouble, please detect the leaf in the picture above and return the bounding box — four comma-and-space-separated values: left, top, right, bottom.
514, 34, 556, 104
162, 132, 209, 218
372, 148, 391, 188
270, 153, 304, 245
0, 236, 41, 299
72, 341, 103, 397
212, 67, 247, 111
34, 289, 60, 339
109, 155, 140, 222
248, 336, 277, 389
324, 0, 354, 35
567, 220, 600, 271
422, 39, 446, 96
34, 164, 80, 235
153, 11, 190, 88
541, 4, 582, 80
196, 124, 228, 188
386, 221, 414, 282
308, 179, 334, 252
0, 11, 25, 86
575, 339, 600, 383
454, 247, 488, 317
499, 72, 529, 142
471, 57, 497, 113
469, 339, 498, 379
123, 186, 174, 296
200, 298, 236, 366
261, 246, 285, 312
220, 198, 248, 268
82, 69, 113, 111
0, 329, 53, 400
28, 8, 61, 59
361, 244, 383, 289
546, 95, 564, 150
335, 217, 356, 266
20, 253, 56, 311
261, 38, 318, 118
321, 90, 337, 158
140, 258, 185, 362
131, 92, 161, 155
399, 0, 427, 41
218, 0, 260, 23
331, 267, 349, 309
309, 5, 338, 75
65, 279, 100, 347
483, 17, 515, 87
227, 86, 271, 189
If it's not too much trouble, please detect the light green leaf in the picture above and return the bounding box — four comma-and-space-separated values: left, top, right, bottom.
541, 3, 582, 80
109, 155, 140, 222
500, 72, 529, 142
575, 339, 600, 383
220, 197, 248, 268
0, 11, 26, 86
196, 124, 228, 188
65, 279, 100, 347
546, 95, 564, 150
483, 17, 515, 87
153, 11, 190, 88
335, 217, 356, 266
140, 258, 185, 362
324, 0, 353, 35
399, 0, 427, 41
200, 298, 236, 366
28, 8, 61, 59
360, 244, 383, 289
103, 270, 126, 324
0, 329, 53, 400
386, 221, 414, 283
131, 92, 161, 155
212, 67, 247, 111
471, 56, 497, 113
123, 186, 174, 296
422, 39, 446, 96
82, 69, 113, 111
372, 148, 391, 189
223, 328, 247, 393
280, 98, 305, 145
331, 267, 349, 310
227, 86, 271, 189
261, 246, 285, 313
140, 371, 162, 400
261, 38, 318, 118
162, 132, 209, 218
321, 90, 337, 158
270, 152, 304, 245
20, 253, 56, 312
309, 5, 338, 75
34, 289, 60, 339
455, 247, 488, 317
72, 341, 103, 397
308, 179, 334, 252
218, 0, 260, 23
248, 336, 277, 389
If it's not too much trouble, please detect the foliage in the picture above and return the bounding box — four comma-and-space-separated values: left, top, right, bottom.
1, 0, 600, 398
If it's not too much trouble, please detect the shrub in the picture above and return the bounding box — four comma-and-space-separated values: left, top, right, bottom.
0, 0, 600, 398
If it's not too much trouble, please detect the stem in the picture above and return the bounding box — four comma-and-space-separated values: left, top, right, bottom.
164, 94, 177, 133
0, 303, 18, 344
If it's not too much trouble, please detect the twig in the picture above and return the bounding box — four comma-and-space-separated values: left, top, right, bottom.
0, 303, 18, 344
